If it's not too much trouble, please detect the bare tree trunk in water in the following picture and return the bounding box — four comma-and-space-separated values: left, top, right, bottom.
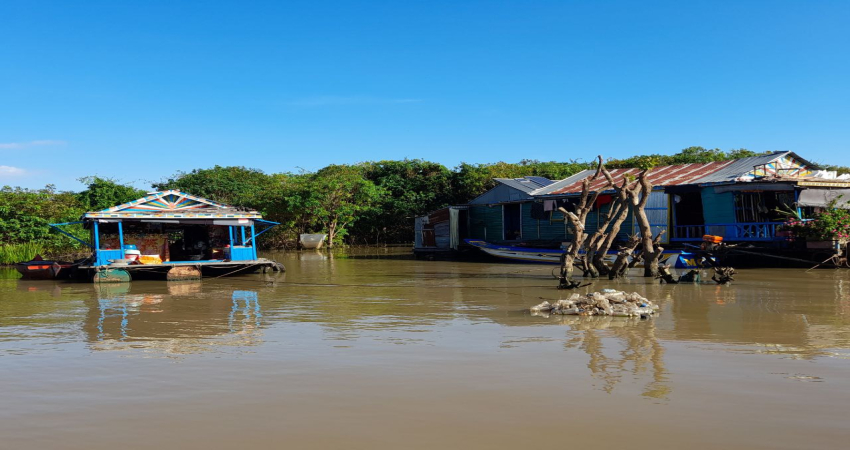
609, 235, 641, 279
592, 199, 630, 275
626, 170, 665, 278
557, 156, 612, 289
588, 166, 637, 277
576, 157, 624, 279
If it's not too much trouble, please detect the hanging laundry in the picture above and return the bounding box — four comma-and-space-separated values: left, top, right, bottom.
595, 194, 613, 209
557, 198, 576, 211
543, 200, 556, 212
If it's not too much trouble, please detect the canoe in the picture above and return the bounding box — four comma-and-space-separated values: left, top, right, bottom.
15, 256, 74, 280
299, 234, 327, 249
464, 239, 706, 269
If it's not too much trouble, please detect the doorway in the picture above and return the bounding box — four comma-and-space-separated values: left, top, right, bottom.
503, 204, 522, 240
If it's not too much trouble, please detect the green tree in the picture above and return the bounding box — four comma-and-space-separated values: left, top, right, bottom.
77, 177, 147, 211
354, 159, 453, 243
305, 165, 384, 247
608, 146, 762, 169
153, 166, 275, 208
260, 172, 318, 246
0, 185, 86, 249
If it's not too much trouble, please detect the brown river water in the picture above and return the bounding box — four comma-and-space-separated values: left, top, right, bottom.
2, 249, 849, 449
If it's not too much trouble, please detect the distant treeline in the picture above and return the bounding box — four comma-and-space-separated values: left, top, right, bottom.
3, 147, 848, 256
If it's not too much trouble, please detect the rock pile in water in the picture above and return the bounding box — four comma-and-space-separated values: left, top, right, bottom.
530, 289, 659, 318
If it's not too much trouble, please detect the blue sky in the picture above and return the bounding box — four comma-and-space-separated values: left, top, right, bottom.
2, 0, 849, 190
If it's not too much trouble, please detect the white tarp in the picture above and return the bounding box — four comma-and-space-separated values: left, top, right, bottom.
798, 189, 850, 209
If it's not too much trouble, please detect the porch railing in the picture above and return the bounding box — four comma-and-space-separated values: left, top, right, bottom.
671, 222, 784, 242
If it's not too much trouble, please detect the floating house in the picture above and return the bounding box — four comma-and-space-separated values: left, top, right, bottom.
415, 151, 850, 257
50, 190, 281, 282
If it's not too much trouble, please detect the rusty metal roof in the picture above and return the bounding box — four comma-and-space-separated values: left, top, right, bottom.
532, 152, 793, 196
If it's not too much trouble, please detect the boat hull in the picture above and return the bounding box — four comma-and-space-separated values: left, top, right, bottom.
300, 234, 327, 249
464, 239, 705, 269
15, 261, 73, 280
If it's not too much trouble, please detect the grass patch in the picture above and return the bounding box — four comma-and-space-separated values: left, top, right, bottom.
0, 243, 45, 265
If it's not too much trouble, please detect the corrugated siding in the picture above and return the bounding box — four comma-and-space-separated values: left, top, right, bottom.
591, 204, 636, 243
641, 191, 669, 244
541, 209, 569, 242
434, 222, 451, 248
468, 205, 503, 241
468, 184, 533, 205
521, 203, 538, 239
517, 202, 636, 244
701, 188, 736, 237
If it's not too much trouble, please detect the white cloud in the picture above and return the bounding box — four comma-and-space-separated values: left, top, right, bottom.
286, 95, 422, 107
0, 140, 67, 149
0, 165, 26, 176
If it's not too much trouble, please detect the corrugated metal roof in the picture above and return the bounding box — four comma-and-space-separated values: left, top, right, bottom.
531, 170, 595, 195
494, 176, 554, 194
533, 152, 792, 196
689, 151, 790, 184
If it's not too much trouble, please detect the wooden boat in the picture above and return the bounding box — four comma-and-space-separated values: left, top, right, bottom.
300, 234, 327, 249
464, 239, 706, 269
15, 255, 74, 280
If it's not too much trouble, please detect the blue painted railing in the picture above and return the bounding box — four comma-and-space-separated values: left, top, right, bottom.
671, 222, 785, 242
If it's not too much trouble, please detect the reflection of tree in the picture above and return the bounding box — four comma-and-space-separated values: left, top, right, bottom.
561, 316, 669, 399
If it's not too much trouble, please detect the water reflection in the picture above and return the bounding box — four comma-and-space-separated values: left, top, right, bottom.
86, 283, 264, 355
2, 254, 850, 387
561, 316, 669, 399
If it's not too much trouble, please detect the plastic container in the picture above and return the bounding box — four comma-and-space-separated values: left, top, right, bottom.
124, 249, 141, 262
139, 255, 162, 265
123, 244, 138, 250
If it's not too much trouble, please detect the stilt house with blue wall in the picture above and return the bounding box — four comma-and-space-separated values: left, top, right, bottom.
451, 151, 845, 249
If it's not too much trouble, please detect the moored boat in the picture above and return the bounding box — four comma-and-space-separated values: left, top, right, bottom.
14, 255, 74, 280
300, 234, 327, 249
464, 239, 706, 269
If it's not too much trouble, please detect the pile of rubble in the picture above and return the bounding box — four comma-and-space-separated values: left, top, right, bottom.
530, 289, 659, 318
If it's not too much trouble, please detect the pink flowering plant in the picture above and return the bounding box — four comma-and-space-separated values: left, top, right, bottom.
781, 205, 850, 241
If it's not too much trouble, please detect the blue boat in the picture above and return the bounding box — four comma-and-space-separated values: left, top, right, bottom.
464, 239, 706, 269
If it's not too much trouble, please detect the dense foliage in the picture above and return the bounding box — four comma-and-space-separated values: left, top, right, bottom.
0, 178, 145, 262
782, 207, 850, 241
3, 146, 837, 258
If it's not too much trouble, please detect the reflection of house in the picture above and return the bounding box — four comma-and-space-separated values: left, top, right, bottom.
85, 285, 264, 354
415, 151, 850, 253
